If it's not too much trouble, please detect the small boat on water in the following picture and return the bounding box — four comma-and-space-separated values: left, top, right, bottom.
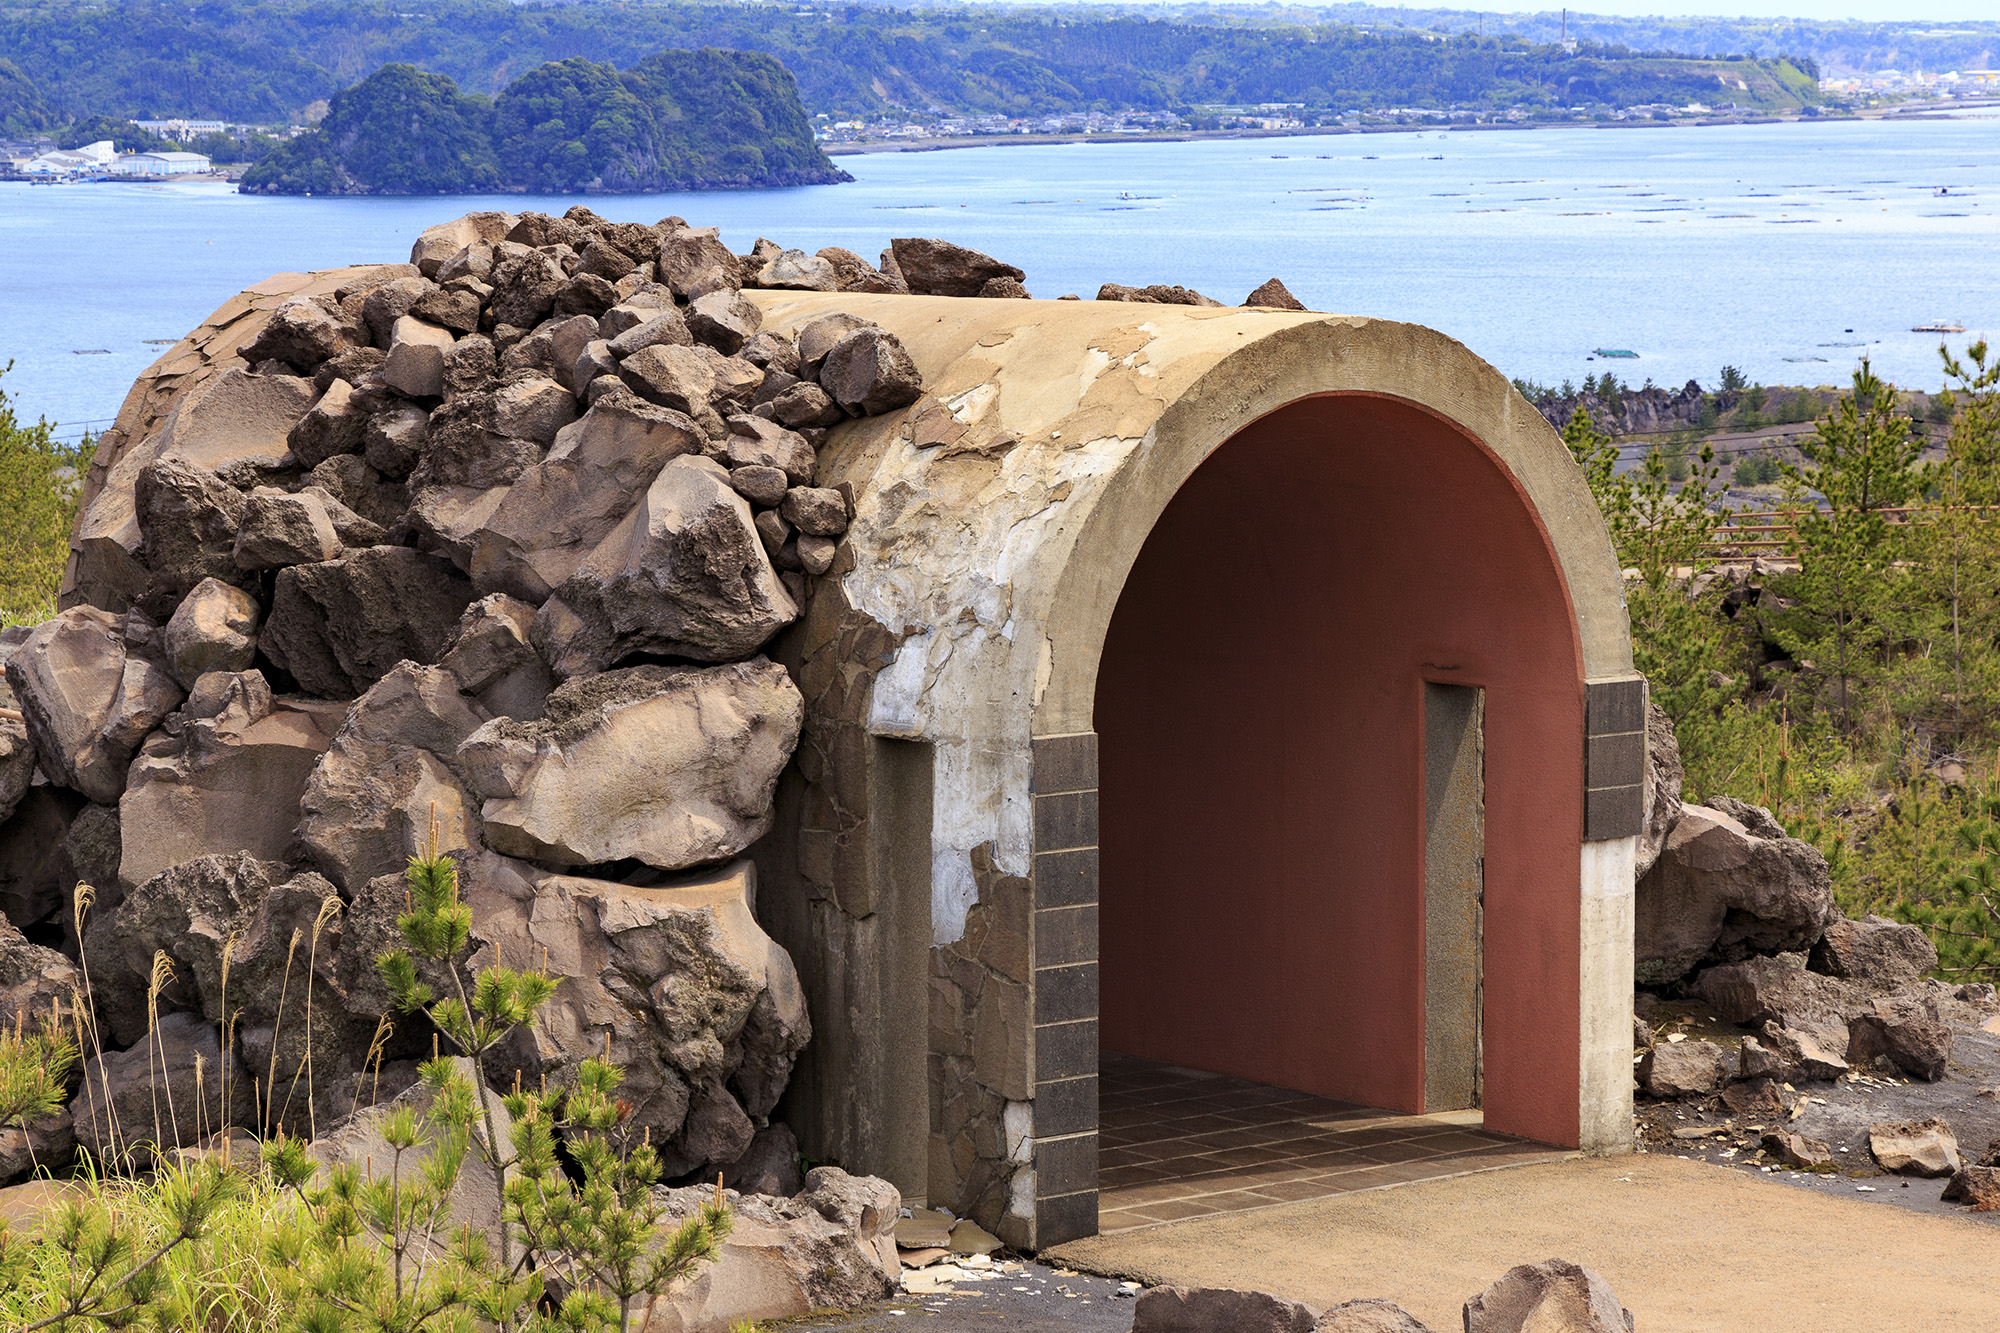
1592, 348, 1639, 358
1913, 321, 1966, 333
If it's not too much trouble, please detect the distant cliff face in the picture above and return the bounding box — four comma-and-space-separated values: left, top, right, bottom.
241, 51, 849, 197
1536, 380, 1717, 437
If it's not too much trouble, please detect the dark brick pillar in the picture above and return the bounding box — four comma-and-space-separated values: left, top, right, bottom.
1030, 731, 1100, 1246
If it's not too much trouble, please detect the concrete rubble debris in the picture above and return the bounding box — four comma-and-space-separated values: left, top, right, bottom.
895, 1211, 954, 1250
1636, 701, 1683, 879
948, 1217, 1002, 1255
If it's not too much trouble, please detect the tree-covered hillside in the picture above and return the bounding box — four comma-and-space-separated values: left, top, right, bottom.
0, 54, 51, 132
1156, 5, 1998, 80
239, 49, 845, 194
0, 0, 1824, 126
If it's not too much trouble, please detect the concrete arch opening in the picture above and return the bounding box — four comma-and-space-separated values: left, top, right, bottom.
741, 291, 1642, 1250
1091, 394, 1591, 1219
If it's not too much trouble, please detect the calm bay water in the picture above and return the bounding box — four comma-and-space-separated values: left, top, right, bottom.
3, 116, 1997, 442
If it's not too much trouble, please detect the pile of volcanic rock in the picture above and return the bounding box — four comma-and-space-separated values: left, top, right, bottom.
0, 207, 966, 1209
1631, 705, 2000, 1210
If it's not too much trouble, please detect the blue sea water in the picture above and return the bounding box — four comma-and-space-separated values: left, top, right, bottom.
3, 115, 1997, 443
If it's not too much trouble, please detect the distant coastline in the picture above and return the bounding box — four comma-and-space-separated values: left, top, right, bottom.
824, 99, 2000, 157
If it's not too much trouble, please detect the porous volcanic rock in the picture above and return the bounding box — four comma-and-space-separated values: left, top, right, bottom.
462, 660, 802, 870
1098, 282, 1222, 306
469, 397, 703, 604
818, 327, 924, 417
531, 457, 798, 677
298, 662, 487, 893
118, 672, 347, 890
162, 578, 261, 688
0, 913, 81, 1027
461, 856, 809, 1152
6, 606, 184, 805
309, 1056, 511, 1253
72, 367, 316, 611
646, 1174, 899, 1330
1869, 1118, 1961, 1177
1636, 801, 1836, 985
437, 594, 553, 721
1810, 914, 1938, 990
263, 546, 479, 698
73, 1012, 255, 1162
1942, 1164, 2000, 1208
1462, 1259, 1633, 1333
1847, 991, 1953, 1081
1636, 1039, 1729, 1099
1244, 278, 1307, 311
889, 237, 1025, 298
1314, 1300, 1437, 1333
1132, 1285, 1319, 1333
234, 487, 341, 570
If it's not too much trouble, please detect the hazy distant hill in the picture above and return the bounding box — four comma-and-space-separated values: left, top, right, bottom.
0, 0, 1822, 126
1127, 5, 1998, 79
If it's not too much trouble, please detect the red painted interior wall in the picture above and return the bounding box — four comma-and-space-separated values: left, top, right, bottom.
1094, 393, 1587, 1147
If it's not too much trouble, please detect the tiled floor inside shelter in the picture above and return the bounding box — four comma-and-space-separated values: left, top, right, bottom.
1095, 1051, 1574, 1233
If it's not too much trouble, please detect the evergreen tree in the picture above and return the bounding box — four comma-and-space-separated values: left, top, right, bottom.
1770, 361, 1922, 734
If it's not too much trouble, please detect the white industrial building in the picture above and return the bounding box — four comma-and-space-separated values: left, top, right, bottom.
111, 151, 212, 176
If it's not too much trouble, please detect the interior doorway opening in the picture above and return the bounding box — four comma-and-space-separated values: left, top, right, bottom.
1424, 681, 1484, 1113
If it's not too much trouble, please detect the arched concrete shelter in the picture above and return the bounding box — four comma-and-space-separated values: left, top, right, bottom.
744, 292, 1643, 1250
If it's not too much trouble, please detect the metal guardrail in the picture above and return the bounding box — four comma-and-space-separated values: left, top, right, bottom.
1703, 505, 2000, 556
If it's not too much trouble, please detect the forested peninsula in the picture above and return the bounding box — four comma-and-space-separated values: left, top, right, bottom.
0, 0, 1824, 130
239, 50, 846, 195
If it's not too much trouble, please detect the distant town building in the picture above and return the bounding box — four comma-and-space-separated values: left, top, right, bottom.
21, 140, 115, 176
133, 119, 227, 141
111, 151, 213, 176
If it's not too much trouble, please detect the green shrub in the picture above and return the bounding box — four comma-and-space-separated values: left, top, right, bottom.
0, 366, 85, 627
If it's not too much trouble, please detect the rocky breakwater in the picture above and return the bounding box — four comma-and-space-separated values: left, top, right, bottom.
0, 204, 951, 1226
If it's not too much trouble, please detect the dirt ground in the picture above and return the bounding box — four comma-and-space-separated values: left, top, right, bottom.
1043, 1153, 2000, 1333
1636, 987, 2000, 1223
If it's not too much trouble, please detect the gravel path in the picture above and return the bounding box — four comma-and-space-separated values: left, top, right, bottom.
1042, 1154, 2000, 1333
